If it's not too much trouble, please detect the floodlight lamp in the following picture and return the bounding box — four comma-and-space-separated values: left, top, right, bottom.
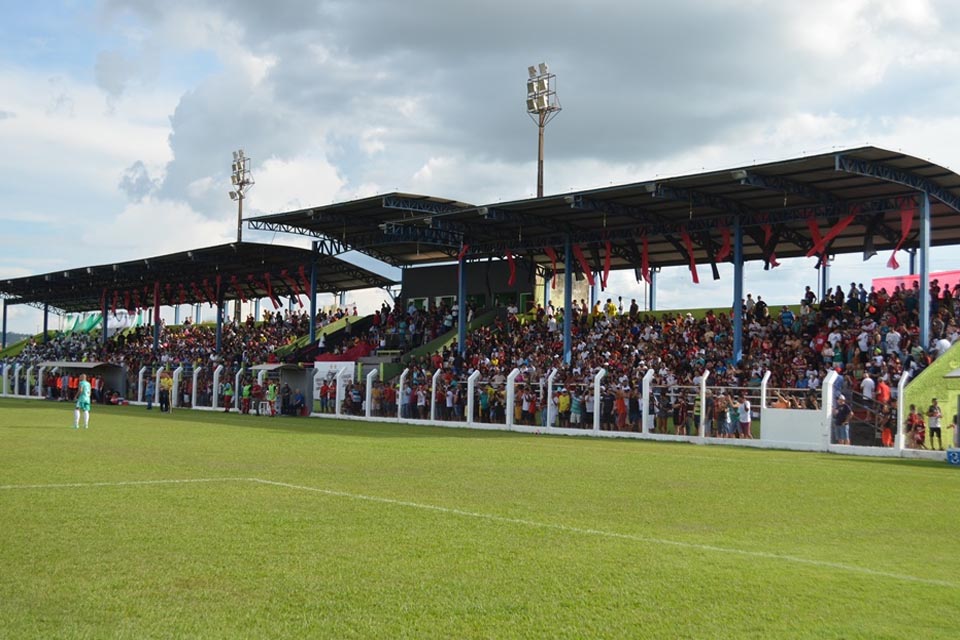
538, 62, 549, 75
232, 151, 239, 161
526, 98, 537, 112
536, 78, 549, 93
528, 65, 537, 79
229, 191, 239, 200
231, 175, 240, 185
536, 96, 549, 110
730, 169, 748, 180
527, 80, 537, 96
238, 149, 244, 158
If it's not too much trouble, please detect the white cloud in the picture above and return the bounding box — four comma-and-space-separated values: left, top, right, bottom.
81, 197, 234, 258
247, 154, 346, 213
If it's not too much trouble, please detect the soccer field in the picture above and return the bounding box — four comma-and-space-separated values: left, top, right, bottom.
1, 399, 957, 639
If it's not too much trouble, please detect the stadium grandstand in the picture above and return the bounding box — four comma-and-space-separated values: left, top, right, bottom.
2, 146, 960, 456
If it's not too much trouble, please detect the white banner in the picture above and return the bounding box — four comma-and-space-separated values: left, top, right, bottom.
312, 361, 355, 399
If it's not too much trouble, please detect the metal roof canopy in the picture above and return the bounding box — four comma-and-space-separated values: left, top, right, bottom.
37, 361, 122, 370
0, 242, 397, 314
247, 147, 960, 277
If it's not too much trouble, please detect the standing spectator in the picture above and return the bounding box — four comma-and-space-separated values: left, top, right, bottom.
927, 398, 944, 450
146, 377, 156, 410
738, 392, 753, 439
833, 394, 852, 445
222, 381, 234, 413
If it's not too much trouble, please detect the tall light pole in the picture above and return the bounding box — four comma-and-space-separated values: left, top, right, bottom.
229, 149, 255, 242
526, 62, 561, 198
229, 149, 254, 322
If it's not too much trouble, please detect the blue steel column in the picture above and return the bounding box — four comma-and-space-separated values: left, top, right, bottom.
43, 304, 49, 342
309, 240, 318, 344
457, 255, 467, 355
543, 271, 551, 308
918, 191, 931, 349
732, 216, 744, 364
563, 236, 573, 363
174, 305, 180, 326
590, 278, 598, 308
820, 257, 830, 302
649, 268, 657, 311
909, 248, 917, 276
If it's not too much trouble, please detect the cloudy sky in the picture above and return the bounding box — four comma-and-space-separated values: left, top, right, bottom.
3, 0, 960, 334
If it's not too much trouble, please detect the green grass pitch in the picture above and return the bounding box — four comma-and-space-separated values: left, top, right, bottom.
1, 399, 958, 639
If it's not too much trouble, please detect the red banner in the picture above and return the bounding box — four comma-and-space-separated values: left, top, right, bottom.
543, 246, 558, 289
887, 199, 915, 269
201, 279, 216, 305
230, 275, 248, 303
264, 272, 281, 309
680, 230, 700, 284
572, 244, 595, 286
505, 250, 516, 287
806, 213, 856, 258
716, 227, 731, 262
298, 265, 310, 296
641, 236, 650, 284
279, 270, 303, 308
761, 223, 780, 268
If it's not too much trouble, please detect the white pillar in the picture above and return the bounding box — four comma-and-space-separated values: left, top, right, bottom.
430, 368, 442, 422
335, 366, 350, 417
546, 367, 558, 428
397, 368, 410, 421
895, 370, 912, 452
154, 369, 161, 406
137, 365, 149, 403
505, 368, 521, 429
37, 366, 47, 399
365, 368, 379, 419
191, 366, 203, 409
641, 369, 654, 433
212, 364, 224, 409
466, 369, 480, 426
234, 368, 244, 408
172, 366, 184, 408
12, 364, 22, 396
760, 370, 772, 409
700, 369, 713, 437
821, 369, 839, 449
0, 364, 9, 396
26, 366, 34, 397
593, 368, 606, 433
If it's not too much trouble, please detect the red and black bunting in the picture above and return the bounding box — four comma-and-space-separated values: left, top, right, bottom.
543, 246, 558, 289
571, 244, 594, 286
680, 230, 700, 284
887, 199, 915, 270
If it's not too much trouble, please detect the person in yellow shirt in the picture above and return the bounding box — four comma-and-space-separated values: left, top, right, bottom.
557, 388, 571, 428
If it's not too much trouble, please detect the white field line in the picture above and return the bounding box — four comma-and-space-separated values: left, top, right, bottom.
249, 477, 959, 589
0, 477, 244, 490
3, 476, 954, 589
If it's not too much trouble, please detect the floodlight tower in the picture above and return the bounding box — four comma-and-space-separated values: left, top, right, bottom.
526, 62, 561, 198
229, 149, 255, 242
229, 149, 254, 322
